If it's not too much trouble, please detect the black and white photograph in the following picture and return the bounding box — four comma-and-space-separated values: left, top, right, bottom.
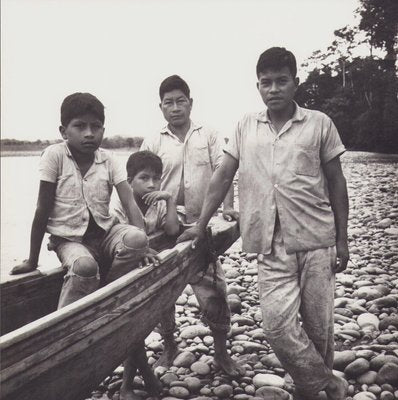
1, 1, 397, 399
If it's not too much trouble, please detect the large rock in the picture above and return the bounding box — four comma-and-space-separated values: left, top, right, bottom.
376, 362, 398, 384
357, 370, 378, 384
183, 377, 201, 392
255, 386, 290, 400
180, 325, 211, 339
190, 361, 211, 375
333, 350, 356, 371
374, 296, 398, 308
379, 315, 398, 330
260, 353, 283, 368
252, 373, 285, 388
168, 386, 190, 399
357, 313, 380, 331
213, 384, 233, 398
356, 287, 383, 301
173, 351, 196, 367
375, 218, 392, 228
353, 393, 377, 400
344, 358, 370, 378
369, 354, 398, 370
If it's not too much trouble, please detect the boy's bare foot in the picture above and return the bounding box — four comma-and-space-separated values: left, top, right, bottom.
213, 352, 245, 377
142, 371, 162, 396
153, 342, 178, 368
325, 375, 348, 400
119, 387, 142, 400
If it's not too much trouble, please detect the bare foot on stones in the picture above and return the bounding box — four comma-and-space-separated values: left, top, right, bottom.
119, 387, 142, 400
325, 375, 348, 400
153, 342, 178, 369
213, 352, 245, 377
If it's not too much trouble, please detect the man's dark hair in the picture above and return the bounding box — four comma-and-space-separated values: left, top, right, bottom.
126, 150, 163, 179
159, 75, 190, 100
256, 47, 297, 78
60, 92, 105, 127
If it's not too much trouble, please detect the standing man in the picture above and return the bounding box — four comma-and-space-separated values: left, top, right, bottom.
178, 48, 349, 400
140, 75, 243, 377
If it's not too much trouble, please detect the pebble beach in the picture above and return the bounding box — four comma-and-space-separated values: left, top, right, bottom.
87, 152, 398, 400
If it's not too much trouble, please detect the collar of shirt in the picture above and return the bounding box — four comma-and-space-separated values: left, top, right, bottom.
256, 101, 306, 125
159, 120, 203, 143
63, 142, 108, 164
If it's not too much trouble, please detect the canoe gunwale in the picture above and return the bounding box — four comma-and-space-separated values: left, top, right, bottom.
0, 246, 180, 349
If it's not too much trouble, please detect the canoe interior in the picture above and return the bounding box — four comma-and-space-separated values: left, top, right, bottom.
0, 218, 239, 400
1, 231, 174, 335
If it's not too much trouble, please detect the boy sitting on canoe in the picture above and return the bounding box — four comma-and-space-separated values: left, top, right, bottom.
11, 92, 157, 305
112, 150, 180, 399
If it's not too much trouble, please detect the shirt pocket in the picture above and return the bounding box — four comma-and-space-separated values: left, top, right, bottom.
95, 179, 111, 202
191, 145, 210, 166
293, 145, 320, 177
56, 174, 79, 200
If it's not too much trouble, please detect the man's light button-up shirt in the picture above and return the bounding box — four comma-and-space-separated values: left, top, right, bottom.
140, 121, 224, 223
224, 103, 346, 255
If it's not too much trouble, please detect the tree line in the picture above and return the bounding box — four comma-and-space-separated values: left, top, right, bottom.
1, 136, 144, 151
295, 0, 398, 153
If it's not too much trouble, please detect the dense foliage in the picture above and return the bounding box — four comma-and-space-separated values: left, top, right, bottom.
296, 0, 398, 153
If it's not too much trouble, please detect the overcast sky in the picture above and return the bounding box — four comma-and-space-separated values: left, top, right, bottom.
1, 0, 363, 141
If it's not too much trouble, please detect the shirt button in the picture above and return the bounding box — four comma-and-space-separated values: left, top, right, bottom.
271, 205, 275, 210
274, 184, 278, 188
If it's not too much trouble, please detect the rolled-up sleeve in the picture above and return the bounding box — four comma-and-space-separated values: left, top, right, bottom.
110, 154, 127, 186
39, 147, 59, 183
208, 129, 224, 170
320, 116, 346, 164
224, 119, 242, 161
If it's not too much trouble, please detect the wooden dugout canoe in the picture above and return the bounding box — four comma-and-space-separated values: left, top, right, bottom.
0, 217, 239, 400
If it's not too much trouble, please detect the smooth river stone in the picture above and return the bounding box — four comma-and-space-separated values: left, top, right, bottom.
252, 373, 285, 388
376, 363, 398, 384
357, 313, 380, 331
213, 384, 233, 398
183, 377, 201, 392
357, 370, 378, 384
374, 296, 398, 308
333, 350, 356, 370
190, 361, 211, 375
353, 392, 377, 400
173, 351, 196, 367
375, 218, 392, 228
379, 315, 398, 330
356, 287, 383, 300
168, 386, 190, 399
255, 386, 290, 400
260, 353, 283, 369
370, 355, 398, 371
344, 358, 370, 378
377, 333, 395, 344
232, 341, 268, 352
180, 325, 211, 339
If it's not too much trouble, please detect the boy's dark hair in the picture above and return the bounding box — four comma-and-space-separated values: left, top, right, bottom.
256, 47, 297, 78
126, 150, 163, 179
60, 92, 105, 126
159, 75, 190, 100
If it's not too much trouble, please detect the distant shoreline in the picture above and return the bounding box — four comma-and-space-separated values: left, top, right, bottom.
1, 147, 139, 157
